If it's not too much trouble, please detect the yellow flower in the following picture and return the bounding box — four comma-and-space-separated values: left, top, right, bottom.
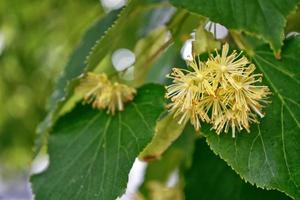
167, 99, 202, 131
165, 68, 198, 110
187, 58, 215, 96
165, 61, 212, 130
207, 43, 250, 90
77, 72, 136, 114
165, 43, 270, 137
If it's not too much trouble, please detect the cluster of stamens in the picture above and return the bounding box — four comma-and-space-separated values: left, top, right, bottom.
77, 72, 136, 115
166, 43, 270, 137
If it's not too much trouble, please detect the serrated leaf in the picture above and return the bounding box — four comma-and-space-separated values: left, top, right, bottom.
35, 0, 171, 154
31, 84, 165, 200
86, 0, 166, 70
170, 0, 300, 55
48, 10, 120, 110
202, 37, 300, 199
34, 11, 120, 154
86, 1, 136, 69
185, 140, 291, 200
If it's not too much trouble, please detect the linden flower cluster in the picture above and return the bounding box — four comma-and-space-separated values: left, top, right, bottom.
166, 43, 270, 137
77, 72, 136, 114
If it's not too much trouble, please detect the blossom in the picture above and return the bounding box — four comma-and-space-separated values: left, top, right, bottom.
206, 43, 250, 90
165, 43, 270, 137
165, 62, 211, 130
77, 72, 136, 114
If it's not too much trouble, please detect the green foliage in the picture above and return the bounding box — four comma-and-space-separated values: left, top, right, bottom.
170, 0, 300, 56
1, 0, 298, 199
31, 84, 165, 200
134, 26, 172, 86
86, 0, 165, 71
34, 0, 178, 154
35, 10, 120, 154
185, 140, 291, 200
202, 37, 300, 199
139, 114, 186, 161
0, 0, 101, 172
139, 125, 196, 199
286, 7, 300, 33
192, 25, 220, 55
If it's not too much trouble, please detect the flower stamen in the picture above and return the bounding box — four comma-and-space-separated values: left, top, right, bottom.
77, 72, 136, 115
165, 43, 270, 137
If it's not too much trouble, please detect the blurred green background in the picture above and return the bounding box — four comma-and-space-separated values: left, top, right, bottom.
0, 0, 104, 175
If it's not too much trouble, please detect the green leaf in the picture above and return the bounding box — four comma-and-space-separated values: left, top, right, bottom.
86, 1, 136, 69
146, 45, 179, 84
170, 0, 300, 55
134, 26, 172, 86
31, 84, 165, 200
86, 0, 169, 70
202, 37, 300, 199
139, 114, 186, 161
185, 140, 291, 200
139, 125, 196, 199
143, 124, 196, 181
35, 1, 172, 154
34, 11, 120, 154
168, 9, 205, 43
286, 7, 300, 33
47, 10, 120, 110
192, 24, 220, 55
145, 10, 205, 85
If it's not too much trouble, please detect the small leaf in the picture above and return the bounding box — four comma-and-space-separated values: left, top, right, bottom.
143, 124, 196, 181
86, 0, 170, 71
146, 45, 179, 84
139, 125, 196, 199
185, 140, 291, 200
192, 25, 220, 55
31, 84, 165, 200
134, 26, 172, 86
139, 114, 186, 161
202, 37, 300, 199
170, 0, 300, 55
145, 10, 205, 85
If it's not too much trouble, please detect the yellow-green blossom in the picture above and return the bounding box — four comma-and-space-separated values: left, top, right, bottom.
77, 72, 136, 115
166, 43, 270, 137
